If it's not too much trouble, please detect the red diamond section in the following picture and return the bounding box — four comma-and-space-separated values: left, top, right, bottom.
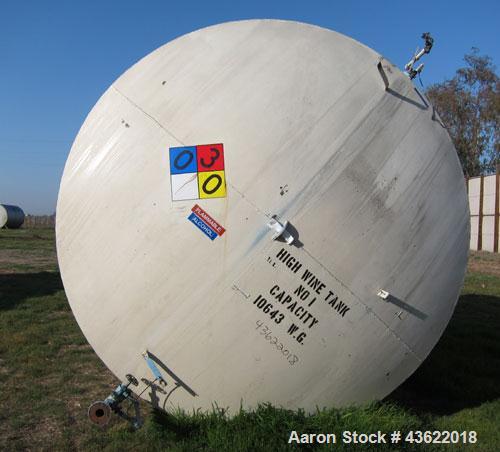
196, 144, 224, 172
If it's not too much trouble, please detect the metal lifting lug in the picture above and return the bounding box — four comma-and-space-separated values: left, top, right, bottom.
267, 215, 294, 245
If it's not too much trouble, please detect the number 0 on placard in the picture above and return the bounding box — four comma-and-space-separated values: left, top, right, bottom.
198, 171, 226, 198
169, 143, 226, 201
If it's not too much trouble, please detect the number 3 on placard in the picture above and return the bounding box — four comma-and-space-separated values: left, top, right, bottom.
200, 147, 220, 169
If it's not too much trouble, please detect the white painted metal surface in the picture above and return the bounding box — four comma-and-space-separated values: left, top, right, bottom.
0, 205, 7, 228
56, 20, 469, 414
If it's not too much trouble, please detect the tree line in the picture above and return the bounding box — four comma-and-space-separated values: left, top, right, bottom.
425, 48, 499, 177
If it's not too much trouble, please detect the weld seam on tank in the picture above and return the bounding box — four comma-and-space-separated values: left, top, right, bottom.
301, 246, 423, 362
111, 85, 184, 145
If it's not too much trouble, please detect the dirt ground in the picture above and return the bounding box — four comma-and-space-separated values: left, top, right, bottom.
468, 250, 500, 277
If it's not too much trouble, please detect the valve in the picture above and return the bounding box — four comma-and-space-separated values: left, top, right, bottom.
404, 32, 434, 80
88, 373, 142, 429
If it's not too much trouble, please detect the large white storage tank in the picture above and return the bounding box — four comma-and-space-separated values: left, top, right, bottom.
0, 204, 25, 229
56, 20, 469, 414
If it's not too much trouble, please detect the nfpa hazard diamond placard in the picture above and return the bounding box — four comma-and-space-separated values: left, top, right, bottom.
169, 143, 226, 201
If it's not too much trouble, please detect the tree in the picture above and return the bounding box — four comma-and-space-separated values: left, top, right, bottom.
426, 49, 499, 177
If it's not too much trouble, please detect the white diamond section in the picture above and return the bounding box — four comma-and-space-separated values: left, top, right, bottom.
171, 172, 199, 201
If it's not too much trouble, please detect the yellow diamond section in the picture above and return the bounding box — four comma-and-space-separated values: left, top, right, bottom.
198, 170, 226, 199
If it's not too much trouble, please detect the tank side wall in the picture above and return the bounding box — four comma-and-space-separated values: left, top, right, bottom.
1, 204, 25, 229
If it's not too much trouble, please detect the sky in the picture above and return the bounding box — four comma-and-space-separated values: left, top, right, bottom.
1, 0, 499, 214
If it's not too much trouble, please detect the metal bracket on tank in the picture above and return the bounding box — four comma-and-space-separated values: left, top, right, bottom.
142, 350, 167, 386
377, 289, 390, 300
377, 61, 390, 90
88, 373, 143, 429
267, 215, 294, 245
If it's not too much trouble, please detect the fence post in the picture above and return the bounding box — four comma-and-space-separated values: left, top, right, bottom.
495, 168, 499, 253
478, 175, 484, 251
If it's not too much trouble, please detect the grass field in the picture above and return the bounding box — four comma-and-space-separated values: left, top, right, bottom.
0, 229, 499, 451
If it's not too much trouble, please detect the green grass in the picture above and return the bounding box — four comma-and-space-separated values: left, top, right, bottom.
0, 229, 499, 451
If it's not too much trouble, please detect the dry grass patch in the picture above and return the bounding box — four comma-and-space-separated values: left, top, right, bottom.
468, 250, 500, 277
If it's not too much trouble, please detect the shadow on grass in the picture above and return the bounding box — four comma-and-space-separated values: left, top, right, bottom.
387, 294, 500, 415
151, 408, 203, 441
0, 271, 63, 310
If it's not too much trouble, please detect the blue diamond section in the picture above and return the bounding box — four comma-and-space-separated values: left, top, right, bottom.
169, 146, 197, 174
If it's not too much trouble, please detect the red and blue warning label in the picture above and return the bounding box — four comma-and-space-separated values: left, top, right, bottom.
169, 143, 226, 201
188, 204, 226, 241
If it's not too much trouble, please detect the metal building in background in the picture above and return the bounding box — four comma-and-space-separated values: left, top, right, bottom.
0, 204, 25, 229
468, 172, 500, 252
